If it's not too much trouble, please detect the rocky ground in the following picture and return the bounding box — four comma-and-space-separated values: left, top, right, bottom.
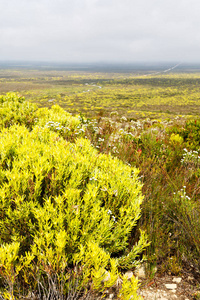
101, 264, 200, 300
138, 274, 200, 300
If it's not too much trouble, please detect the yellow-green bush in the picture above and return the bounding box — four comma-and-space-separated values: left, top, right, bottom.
0, 94, 147, 299
0, 92, 37, 129
35, 105, 85, 141
169, 133, 183, 145
0, 93, 85, 141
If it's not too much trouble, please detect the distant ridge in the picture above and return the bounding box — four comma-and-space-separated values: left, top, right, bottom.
0, 61, 200, 73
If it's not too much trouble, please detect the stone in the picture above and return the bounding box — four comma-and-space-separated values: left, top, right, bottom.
115, 276, 123, 287
188, 276, 194, 281
165, 284, 177, 290
135, 265, 146, 279
109, 293, 114, 299
102, 271, 111, 282
172, 277, 182, 283
124, 270, 134, 280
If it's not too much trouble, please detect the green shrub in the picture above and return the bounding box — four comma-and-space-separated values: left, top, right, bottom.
169, 133, 183, 145
166, 187, 200, 259
0, 96, 148, 299
167, 119, 200, 149
183, 120, 200, 148
0, 92, 38, 129
0, 93, 86, 142
36, 105, 85, 141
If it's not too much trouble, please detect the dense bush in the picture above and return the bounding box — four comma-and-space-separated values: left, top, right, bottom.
167, 119, 200, 149
0, 94, 147, 299
0, 92, 37, 129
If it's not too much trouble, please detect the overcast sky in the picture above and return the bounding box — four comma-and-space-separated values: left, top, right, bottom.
1, 0, 200, 63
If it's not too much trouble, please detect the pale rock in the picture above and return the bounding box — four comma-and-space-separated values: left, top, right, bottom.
188, 276, 194, 281
165, 283, 177, 290
102, 271, 111, 282
124, 270, 134, 280
115, 276, 123, 287
172, 277, 182, 283
135, 265, 146, 279
109, 293, 114, 299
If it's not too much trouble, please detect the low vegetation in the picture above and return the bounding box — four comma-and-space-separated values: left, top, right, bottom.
1, 69, 200, 119
1, 69, 200, 299
85, 114, 200, 275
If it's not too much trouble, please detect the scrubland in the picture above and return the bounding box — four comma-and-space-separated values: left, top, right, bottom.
0, 70, 200, 299
1, 69, 200, 119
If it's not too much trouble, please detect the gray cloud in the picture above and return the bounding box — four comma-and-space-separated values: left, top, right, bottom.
1, 0, 200, 62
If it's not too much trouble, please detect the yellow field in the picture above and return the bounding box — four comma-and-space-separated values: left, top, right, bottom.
0, 68, 200, 119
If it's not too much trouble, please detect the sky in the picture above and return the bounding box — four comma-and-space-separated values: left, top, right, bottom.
1, 0, 200, 63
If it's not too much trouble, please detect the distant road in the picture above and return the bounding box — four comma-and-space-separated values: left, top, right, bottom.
143, 63, 182, 76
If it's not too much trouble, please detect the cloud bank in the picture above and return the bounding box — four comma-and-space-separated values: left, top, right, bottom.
1, 0, 200, 62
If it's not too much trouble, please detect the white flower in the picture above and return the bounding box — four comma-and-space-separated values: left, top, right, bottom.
112, 216, 116, 222
121, 116, 127, 122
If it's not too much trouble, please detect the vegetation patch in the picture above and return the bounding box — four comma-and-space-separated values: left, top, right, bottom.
1, 69, 200, 298
0, 93, 147, 299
